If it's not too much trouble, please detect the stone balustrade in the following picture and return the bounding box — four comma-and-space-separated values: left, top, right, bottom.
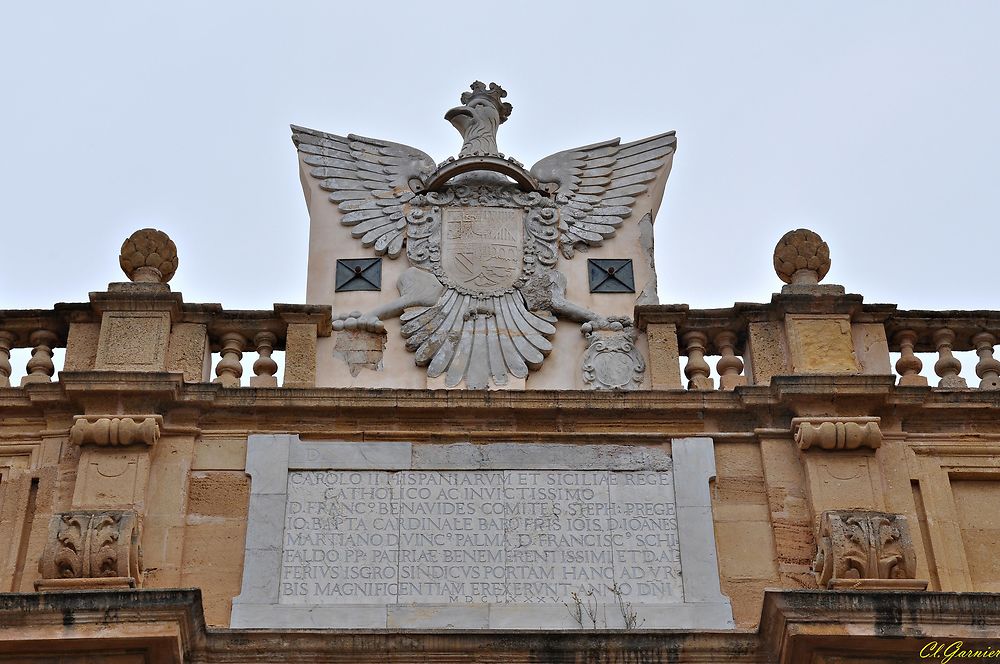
0, 303, 331, 389
2, 226, 995, 394
199, 304, 332, 387
885, 312, 1000, 390
4, 298, 995, 394
638, 305, 779, 391
637, 305, 1000, 392
0, 308, 74, 387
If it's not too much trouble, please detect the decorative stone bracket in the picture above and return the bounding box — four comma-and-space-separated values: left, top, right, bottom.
793, 416, 882, 451
69, 414, 162, 447
36, 509, 143, 590
812, 510, 928, 590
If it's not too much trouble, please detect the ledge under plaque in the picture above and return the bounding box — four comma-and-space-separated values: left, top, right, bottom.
232, 435, 733, 630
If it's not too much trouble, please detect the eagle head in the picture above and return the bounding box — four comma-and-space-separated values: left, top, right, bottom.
445, 81, 512, 158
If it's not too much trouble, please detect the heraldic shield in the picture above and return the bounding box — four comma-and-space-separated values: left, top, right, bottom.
441, 207, 523, 294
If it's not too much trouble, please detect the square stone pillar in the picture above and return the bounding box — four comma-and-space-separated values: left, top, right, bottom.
744, 295, 894, 384
635, 306, 686, 390
645, 323, 683, 389
34, 414, 162, 592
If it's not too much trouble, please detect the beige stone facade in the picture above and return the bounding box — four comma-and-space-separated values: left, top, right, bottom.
3, 74, 1000, 661
0, 222, 998, 662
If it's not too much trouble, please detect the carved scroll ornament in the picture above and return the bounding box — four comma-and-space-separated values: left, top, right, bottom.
793, 417, 882, 451
69, 415, 162, 447
36, 510, 142, 590
813, 510, 928, 590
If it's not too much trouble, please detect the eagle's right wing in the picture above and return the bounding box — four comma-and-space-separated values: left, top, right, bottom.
292, 126, 436, 258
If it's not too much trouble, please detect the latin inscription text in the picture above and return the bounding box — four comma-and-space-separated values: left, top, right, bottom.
279, 470, 681, 606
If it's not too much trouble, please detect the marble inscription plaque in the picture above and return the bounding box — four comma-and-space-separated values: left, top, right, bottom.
234, 437, 735, 630
279, 469, 681, 606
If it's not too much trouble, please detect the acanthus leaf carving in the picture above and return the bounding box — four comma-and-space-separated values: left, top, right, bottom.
52, 514, 86, 578
812, 510, 927, 590
37, 509, 142, 590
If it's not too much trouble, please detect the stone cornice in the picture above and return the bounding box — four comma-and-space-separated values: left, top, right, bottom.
760, 590, 1000, 664
3, 589, 1000, 662
3, 377, 1000, 422
635, 296, 890, 331
0, 589, 205, 662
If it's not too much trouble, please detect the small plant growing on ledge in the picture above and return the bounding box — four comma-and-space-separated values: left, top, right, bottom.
564, 591, 584, 628
564, 585, 643, 630
608, 583, 644, 630
564, 589, 602, 628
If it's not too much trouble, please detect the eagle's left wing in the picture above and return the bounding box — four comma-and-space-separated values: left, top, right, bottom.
530, 132, 676, 258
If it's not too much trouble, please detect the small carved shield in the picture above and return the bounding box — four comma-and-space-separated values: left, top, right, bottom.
441, 207, 523, 295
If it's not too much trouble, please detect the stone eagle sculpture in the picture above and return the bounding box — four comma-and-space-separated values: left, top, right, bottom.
292, 82, 675, 389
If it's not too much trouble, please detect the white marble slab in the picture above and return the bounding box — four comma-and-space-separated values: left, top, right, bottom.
231, 436, 733, 630
608, 470, 683, 604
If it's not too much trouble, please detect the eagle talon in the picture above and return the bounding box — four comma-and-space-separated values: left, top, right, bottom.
581, 316, 632, 335
332, 312, 384, 333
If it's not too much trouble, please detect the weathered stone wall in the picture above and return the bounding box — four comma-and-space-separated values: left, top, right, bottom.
2, 226, 1000, 659
3, 385, 1000, 628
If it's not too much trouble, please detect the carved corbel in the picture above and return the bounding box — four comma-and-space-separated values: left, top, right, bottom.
793, 416, 882, 451
69, 414, 162, 447
36, 509, 143, 590
812, 510, 927, 590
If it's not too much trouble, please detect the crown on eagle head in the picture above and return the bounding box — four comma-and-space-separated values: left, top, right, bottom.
461, 81, 513, 124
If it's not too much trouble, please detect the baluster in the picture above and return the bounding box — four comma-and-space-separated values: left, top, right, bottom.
250, 331, 279, 388
0, 331, 14, 388
682, 331, 714, 390
972, 332, 1000, 390
20, 330, 58, 386
213, 332, 246, 388
714, 331, 746, 390
893, 329, 927, 386
933, 327, 967, 389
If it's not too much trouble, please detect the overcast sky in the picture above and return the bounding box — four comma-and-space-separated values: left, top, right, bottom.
1, 2, 997, 315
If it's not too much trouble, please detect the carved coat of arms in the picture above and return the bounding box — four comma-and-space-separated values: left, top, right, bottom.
293, 82, 675, 388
